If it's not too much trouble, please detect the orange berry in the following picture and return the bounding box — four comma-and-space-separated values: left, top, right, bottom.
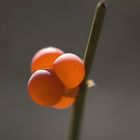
27, 70, 65, 107
53, 86, 79, 109
53, 53, 85, 89
31, 47, 64, 73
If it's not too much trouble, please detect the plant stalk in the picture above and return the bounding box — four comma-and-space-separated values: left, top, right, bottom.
68, 1, 107, 140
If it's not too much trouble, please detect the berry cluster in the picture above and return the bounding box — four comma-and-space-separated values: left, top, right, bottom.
27, 47, 85, 109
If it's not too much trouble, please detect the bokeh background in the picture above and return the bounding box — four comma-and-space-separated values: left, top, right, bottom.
0, 0, 140, 140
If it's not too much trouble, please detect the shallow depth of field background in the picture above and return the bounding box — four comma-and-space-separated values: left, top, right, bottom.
0, 0, 140, 140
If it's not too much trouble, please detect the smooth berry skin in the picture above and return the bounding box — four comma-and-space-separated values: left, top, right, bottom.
53, 86, 79, 109
28, 70, 65, 107
31, 47, 64, 73
53, 53, 85, 89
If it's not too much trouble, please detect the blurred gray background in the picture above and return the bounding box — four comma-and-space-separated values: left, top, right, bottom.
0, 0, 140, 140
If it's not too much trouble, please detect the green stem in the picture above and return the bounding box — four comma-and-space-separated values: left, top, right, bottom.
68, 1, 107, 140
